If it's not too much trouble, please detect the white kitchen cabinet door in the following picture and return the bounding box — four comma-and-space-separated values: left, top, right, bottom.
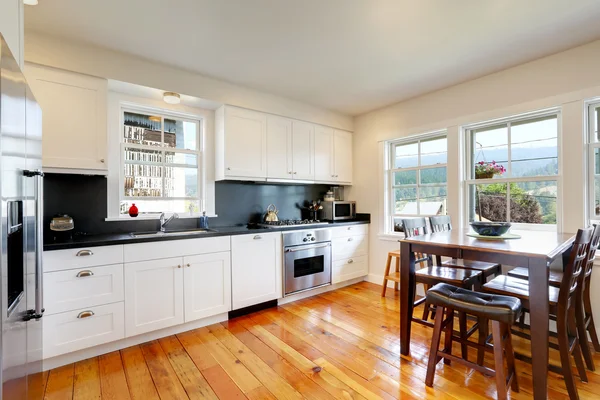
183, 252, 231, 322
292, 121, 315, 180
266, 115, 292, 179
334, 130, 353, 184
314, 126, 335, 182
231, 232, 282, 309
0, 0, 23, 68
25, 64, 108, 171
124, 257, 184, 337
223, 106, 267, 178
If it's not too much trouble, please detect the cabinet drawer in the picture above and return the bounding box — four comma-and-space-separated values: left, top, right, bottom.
43, 302, 125, 359
43, 245, 124, 272
124, 236, 230, 263
332, 234, 368, 261
44, 264, 124, 315
332, 255, 368, 284
330, 224, 368, 239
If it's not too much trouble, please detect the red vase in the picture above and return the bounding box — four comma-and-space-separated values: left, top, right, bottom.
128, 203, 139, 217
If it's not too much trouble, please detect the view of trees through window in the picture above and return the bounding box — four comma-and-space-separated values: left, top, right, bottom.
467, 114, 558, 225
591, 105, 600, 218
389, 135, 447, 232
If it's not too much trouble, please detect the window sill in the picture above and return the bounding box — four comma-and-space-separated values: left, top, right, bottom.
105, 214, 218, 222
377, 233, 404, 242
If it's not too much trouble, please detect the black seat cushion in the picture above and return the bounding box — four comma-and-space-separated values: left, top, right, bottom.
426, 283, 522, 324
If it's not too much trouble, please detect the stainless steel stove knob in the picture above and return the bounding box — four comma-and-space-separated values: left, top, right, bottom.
303, 238, 308, 242
311, 237, 316, 241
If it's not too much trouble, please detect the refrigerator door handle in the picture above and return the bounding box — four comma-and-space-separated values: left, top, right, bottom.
24, 169, 45, 320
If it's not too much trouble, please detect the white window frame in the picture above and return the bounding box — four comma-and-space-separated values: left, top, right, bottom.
384, 130, 448, 235
587, 99, 600, 223
463, 108, 561, 231
118, 103, 205, 217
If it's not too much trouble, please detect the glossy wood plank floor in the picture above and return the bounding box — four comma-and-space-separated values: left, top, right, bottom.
43, 281, 600, 399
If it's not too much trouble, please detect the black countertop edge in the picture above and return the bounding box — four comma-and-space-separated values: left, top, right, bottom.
43, 220, 370, 251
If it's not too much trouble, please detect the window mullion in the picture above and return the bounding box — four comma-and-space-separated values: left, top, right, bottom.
507, 122, 512, 178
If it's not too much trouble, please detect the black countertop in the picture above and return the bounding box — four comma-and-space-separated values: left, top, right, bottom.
44, 220, 370, 251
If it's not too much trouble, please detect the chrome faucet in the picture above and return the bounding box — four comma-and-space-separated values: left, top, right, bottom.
159, 212, 179, 232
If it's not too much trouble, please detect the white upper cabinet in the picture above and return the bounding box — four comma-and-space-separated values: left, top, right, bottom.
291, 121, 314, 180
0, 0, 24, 68
314, 125, 335, 182
216, 106, 267, 180
216, 105, 352, 184
231, 232, 282, 310
25, 64, 108, 171
266, 115, 292, 179
334, 130, 353, 184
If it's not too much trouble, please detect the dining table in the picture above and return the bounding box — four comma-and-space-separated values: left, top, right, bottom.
399, 229, 576, 400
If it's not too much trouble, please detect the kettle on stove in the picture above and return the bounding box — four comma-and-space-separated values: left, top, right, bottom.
264, 204, 279, 222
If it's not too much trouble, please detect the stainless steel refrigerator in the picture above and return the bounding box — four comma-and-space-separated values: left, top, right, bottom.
0, 34, 45, 399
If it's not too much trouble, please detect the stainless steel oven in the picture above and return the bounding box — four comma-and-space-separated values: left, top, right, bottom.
283, 230, 331, 296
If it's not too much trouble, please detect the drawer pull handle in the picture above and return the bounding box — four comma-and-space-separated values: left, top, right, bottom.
77, 311, 95, 319
76, 270, 94, 278
347, 237, 353, 242
76, 250, 94, 257
253, 235, 262, 240
187, 263, 191, 268
348, 259, 354, 264
177, 265, 182, 268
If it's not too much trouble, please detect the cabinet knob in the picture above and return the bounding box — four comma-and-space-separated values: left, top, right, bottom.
76, 250, 93, 257
187, 263, 191, 268
253, 235, 262, 240
347, 237, 353, 242
100, 159, 105, 163
77, 311, 95, 319
293, 172, 297, 175
76, 270, 94, 278
348, 259, 354, 264
227, 167, 231, 170
288, 171, 292, 174
177, 265, 182, 268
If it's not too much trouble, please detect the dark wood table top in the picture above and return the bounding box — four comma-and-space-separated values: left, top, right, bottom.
399, 230, 576, 260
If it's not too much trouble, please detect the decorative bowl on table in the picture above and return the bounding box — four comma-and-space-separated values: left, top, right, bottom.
470, 221, 512, 236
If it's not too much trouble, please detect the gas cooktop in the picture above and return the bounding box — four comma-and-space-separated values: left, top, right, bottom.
253, 219, 329, 229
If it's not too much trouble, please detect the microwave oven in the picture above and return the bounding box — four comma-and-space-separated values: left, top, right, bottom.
321, 201, 356, 221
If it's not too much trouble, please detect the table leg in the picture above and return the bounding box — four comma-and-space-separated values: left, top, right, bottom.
400, 242, 416, 356
528, 257, 549, 400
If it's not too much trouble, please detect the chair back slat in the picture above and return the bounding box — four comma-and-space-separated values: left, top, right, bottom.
430, 215, 452, 232
583, 224, 600, 279
560, 227, 593, 305
401, 218, 430, 238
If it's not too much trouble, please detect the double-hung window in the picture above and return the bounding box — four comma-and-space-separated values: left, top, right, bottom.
464, 110, 559, 229
587, 101, 600, 220
120, 107, 203, 216
386, 133, 448, 233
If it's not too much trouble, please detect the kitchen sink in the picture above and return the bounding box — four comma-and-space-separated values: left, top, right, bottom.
130, 228, 216, 238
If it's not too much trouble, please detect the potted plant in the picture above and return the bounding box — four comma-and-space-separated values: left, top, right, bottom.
475, 161, 506, 179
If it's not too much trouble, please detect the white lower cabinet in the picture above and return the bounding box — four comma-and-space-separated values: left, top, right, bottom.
43, 302, 125, 359
124, 257, 184, 337
183, 252, 231, 322
44, 264, 124, 315
231, 232, 282, 309
331, 225, 369, 283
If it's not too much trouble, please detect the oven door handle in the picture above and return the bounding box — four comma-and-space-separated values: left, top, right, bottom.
285, 243, 331, 253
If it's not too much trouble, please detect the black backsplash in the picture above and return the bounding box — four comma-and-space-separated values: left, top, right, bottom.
43, 174, 331, 240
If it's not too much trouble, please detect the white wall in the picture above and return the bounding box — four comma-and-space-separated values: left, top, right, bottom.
350, 39, 600, 331
23, 33, 353, 131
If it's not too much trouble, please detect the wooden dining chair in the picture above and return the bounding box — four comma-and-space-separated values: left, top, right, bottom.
430, 215, 502, 285
507, 224, 600, 371
483, 227, 593, 400
396, 217, 484, 362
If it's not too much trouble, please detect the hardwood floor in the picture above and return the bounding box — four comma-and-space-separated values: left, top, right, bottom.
42, 281, 600, 399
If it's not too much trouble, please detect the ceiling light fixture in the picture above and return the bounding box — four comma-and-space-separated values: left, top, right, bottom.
163, 92, 180, 104
23, 0, 39, 5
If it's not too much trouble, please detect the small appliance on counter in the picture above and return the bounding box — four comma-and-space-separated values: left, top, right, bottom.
323, 190, 335, 201
264, 204, 279, 222
332, 186, 344, 201
50, 214, 75, 241
321, 200, 356, 221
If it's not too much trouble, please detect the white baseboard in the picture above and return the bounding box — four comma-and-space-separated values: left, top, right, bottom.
42, 312, 228, 371
278, 276, 366, 305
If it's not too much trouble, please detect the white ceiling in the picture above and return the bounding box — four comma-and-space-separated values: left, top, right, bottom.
25, 0, 600, 116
